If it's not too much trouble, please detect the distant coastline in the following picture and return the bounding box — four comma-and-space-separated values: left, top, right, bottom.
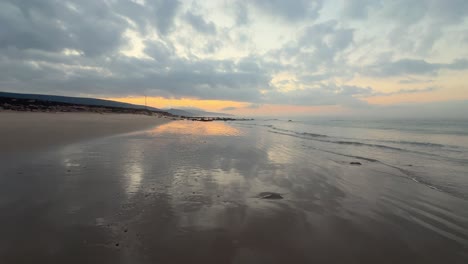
0, 92, 253, 122
0, 93, 170, 117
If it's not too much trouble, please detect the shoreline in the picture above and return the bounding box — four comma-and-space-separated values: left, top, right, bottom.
0, 111, 171, 154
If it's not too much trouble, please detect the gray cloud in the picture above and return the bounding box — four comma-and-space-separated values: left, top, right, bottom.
250, 0, 323, 21
341, 0, 468, 56
371, 86, 439, 96
398, 78, 434, 84
0, 0, 127, 56
233, 1, 249, 25
0, 50, 271, 101
246, 103, 262, 109
261, 84, 371, 107
343, 0, 468, 24
222, 0, 323, 27
341, 0, 378, 19
354, 100, 468, 119
391, 86, 438, 94
261, 84, 440, 107
363, 59, 468, 77
221, 106, 237, 111
273, 20, 354, 73
184, 12, 216, 35
114, 0, 181, 35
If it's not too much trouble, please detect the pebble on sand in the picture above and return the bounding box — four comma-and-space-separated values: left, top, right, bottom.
259, 192, 283, 199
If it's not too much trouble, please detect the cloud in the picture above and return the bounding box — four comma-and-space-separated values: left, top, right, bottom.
341, 0, 377, 19
246, 103, 262, 109
398, 78, 434, 84
250, 0, 323, 21
0, 0, 127, 56
363, 59, 468, 77
221, 106, 237, 111
0, 53, 272, 101
183, 12, 216, 35
342, 0, 468, 55
343, 0, 468, 24
371, 86, 439, 96
261, 84, 371, 107
354, 100, 468, 119
273, 20, 355, 73
233, 1, 250, 25
115, 0, 181, 35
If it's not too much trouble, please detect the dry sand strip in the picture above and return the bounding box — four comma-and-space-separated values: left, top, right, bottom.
0, 112, 171, 153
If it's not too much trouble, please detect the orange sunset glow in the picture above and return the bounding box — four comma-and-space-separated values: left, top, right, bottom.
104, 96, 248, 111
104, 96, 347, 116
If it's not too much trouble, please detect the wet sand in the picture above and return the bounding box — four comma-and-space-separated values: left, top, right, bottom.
0, 112, 170, 153
0, 120, 467, 263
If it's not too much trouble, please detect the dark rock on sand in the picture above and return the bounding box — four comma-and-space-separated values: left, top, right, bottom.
350, 162, 362, 165
259, 192, 283, 199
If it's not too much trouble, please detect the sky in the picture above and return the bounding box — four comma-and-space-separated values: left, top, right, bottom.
1, 0, 467, 117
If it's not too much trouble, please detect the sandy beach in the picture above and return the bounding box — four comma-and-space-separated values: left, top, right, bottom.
0, 112, 170, 154
0, 118, 467, 263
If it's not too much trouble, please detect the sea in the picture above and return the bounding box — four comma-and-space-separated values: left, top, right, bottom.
232, 117, 468, 200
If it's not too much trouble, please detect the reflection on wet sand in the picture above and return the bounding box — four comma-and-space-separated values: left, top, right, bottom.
0, 121, 467, 263
124, 159, 143, 197
151, 120, 242, 136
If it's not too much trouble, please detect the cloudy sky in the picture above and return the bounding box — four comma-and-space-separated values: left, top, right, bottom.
1, 0, 467, 116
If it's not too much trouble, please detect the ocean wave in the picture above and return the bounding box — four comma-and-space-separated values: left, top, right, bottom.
267, 127, 468, 201
335, 141, 411, 151
268, 129, 468, 163
236, 121, 468, 202
387, 165, 468, 201
269, 126, 328, 138
381, 140, 461, 150
234, 122, 467, 162
267, 124, 466, 153
269, 126, 425, 153
271, 130, 380, 162
301, 132, 329, 138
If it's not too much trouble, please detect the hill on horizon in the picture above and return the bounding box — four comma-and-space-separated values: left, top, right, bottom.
0, 91, 161, 112
0, 91, 234, 117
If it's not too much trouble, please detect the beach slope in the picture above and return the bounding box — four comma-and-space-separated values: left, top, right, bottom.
0, 112, 170, 153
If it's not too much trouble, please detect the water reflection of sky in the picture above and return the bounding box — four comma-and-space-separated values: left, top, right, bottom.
124, 161, 143, 197
11, 120, 466, 262
150, 120, 242, 136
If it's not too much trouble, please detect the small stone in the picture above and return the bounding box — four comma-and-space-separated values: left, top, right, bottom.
115, 243, 119, 247
259, 192, 283, 200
